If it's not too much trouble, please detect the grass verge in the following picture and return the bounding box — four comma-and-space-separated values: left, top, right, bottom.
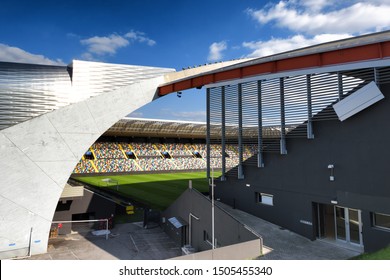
350, 246, 390, 260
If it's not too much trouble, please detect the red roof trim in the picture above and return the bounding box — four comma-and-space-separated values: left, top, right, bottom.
158, 42, 390, 96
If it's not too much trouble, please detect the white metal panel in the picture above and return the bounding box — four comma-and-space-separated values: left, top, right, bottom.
60, 184, 84, 198
333, 81, 384, 121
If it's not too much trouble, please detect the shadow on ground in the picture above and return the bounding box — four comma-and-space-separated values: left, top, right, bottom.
29, 222, 181, 260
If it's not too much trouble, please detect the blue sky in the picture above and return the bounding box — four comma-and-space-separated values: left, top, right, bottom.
1, 0, 390, 122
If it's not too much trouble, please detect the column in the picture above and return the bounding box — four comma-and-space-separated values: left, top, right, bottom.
221, 86, 226, 181
238, 83, 244, 179
280, 78, 287, 154
257, 80, 264, 167
306, 74, 314, 139
206, 88, 211, 180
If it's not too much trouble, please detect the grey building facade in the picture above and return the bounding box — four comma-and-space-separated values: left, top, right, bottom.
206, 48, 390, 253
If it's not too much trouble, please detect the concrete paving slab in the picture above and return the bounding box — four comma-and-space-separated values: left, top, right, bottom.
27, 204, 361, 260
216, 202, 361, 260
28, 222, 181, 260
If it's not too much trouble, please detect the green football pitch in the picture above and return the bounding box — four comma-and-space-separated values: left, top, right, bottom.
74, 171, 221, 210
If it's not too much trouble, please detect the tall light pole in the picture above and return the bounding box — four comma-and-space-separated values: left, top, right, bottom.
211, 166, 215, 251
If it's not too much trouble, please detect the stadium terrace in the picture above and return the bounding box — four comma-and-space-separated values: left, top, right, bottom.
1, 31, 390, 259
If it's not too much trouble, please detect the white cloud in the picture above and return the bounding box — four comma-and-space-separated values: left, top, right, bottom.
0, 43, 65, 65
298, 0, 335, 12
243, 1, 390, 58
158, 108, 206, 122
171, 110, 206, 121
80, 34, 129, 56
81, 52, 94, 61
127, 111, 144, 118
243, 33, 352, 57
125, 31, 156, 46
208, 41, 227, 61
248, 1, 390, 35
80, 30, 156, 59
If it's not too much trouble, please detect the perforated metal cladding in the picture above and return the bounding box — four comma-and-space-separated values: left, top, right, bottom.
0, 62, 71, 130
0, 60, 174, 131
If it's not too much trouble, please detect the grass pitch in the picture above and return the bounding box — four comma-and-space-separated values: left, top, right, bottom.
74, 171, 220, 210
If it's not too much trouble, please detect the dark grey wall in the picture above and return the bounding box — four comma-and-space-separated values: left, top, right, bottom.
216, 83, 390, 253
163, 187, 258, 252
53, 189, 116, 234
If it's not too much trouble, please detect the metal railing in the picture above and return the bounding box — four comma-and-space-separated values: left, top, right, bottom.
52, 219, 109, 240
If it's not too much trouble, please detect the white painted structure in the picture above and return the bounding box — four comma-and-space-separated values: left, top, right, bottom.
0, 60, 175, 259
333, 81, 385, 121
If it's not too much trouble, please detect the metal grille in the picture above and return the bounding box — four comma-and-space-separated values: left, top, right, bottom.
207, 66, 390, 179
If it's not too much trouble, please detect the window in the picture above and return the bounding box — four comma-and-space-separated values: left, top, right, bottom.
257, 192, 274, 206
373, 212, 390, 231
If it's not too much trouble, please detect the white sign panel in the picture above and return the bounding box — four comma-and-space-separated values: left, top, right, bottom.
333, 81, 384, 121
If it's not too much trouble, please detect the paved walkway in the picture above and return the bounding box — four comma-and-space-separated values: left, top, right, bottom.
28, 205, 361, 260
217, 202, 361, 260
29, 222, 181, 260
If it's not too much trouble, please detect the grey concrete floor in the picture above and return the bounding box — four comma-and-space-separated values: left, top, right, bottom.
216, 202, 361, 260
28, 204, 361, 260
29, 222, 181, 260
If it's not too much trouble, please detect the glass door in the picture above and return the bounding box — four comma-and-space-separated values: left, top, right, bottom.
335, 206, 346, 241
334, 206, 363, 246
348, 208, 361, 244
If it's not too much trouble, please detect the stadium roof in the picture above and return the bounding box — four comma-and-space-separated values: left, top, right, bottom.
103, 117, 284, 139
104, 117, 208, 139
159, 30, 390, 96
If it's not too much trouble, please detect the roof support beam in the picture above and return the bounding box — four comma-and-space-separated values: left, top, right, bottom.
338, 72, 343, 101
158, 41, 390, 96
221, 86, 226, 181
257, 80, 264, 168
238, 83, 244, 179
306, 75, 314, 139
206, 88, 211, 180
374, 67, 379, 85
280, 78, 287, 155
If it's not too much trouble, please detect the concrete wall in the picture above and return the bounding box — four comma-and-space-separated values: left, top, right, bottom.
53, 189, 116, 235
0, 63, 173, 259
171, 239, 262, 260
162, 187, 259, 253
216, 83, 390, 252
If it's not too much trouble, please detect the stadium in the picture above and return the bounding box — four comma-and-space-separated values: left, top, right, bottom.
1, 31, 390, 259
